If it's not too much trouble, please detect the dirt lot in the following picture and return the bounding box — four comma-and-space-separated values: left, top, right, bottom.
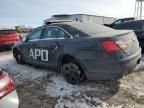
0, 49, 144, 108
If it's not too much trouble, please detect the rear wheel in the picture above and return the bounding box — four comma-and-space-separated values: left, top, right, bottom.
14, 50, 25, 64
61, 61, 85, 85
142, 48, 144, 54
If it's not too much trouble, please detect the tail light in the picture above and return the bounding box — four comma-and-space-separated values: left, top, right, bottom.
0, 70, 15, 99
115, 40, 127, 49
102, 40, 127, 52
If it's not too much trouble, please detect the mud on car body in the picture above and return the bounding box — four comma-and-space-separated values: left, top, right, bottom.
13, 22, 141, 84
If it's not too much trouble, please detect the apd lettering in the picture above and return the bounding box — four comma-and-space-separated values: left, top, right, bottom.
29, 49, 48, 61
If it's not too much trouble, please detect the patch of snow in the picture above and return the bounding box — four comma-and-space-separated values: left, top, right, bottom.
55, 95, 99, 108
46, 74, 107, 97
46, 74, 110, 108
0, 56, 52, 84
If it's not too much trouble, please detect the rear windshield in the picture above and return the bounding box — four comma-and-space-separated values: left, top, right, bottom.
0, 30, 17, 35
64, 22, 113, 34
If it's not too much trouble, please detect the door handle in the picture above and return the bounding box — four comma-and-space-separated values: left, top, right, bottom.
51, 43, 61, 52
49, 43, 61, 49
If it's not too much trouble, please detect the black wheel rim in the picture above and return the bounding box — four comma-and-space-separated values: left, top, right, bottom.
62, 63, 84, 84
15, 52, 22, 63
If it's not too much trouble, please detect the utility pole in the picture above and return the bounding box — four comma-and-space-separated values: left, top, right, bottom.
134, 0, 144, 19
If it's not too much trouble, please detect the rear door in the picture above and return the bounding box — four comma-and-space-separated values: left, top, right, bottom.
22, 27, 44, 65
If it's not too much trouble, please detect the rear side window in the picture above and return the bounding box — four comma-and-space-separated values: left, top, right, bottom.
0, 30, 17, 35
57, 29, 71, 39
114, 21, 143, 30
61, 25, 88, 38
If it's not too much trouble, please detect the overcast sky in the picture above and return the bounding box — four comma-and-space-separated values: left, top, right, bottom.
0, 0, 136, 27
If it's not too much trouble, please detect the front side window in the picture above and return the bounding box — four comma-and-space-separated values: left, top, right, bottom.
26, 28, 43, 41
42, 27, 58, 39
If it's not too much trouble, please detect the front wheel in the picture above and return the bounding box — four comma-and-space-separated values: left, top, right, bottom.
61, 62, 85, 85
13, 50, 25, 64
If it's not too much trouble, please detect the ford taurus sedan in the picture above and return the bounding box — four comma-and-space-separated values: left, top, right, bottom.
13, 22, 141, 84
0, 69, 19, 108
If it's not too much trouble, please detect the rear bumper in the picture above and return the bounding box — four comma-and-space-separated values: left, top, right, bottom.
81, 49, 141, 80
119, 49, 141, 73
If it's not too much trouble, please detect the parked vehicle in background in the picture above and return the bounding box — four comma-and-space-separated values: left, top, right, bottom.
111, 20, 144, 50
0, 29, 21, 49
13, 22, 141, 84
104, 17, 135, 28
0, 69, 19, 108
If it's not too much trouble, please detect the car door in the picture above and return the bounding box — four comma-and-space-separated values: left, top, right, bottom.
36, 26, 60, 67
22, 27, 44, 65
55, 27, 73, 62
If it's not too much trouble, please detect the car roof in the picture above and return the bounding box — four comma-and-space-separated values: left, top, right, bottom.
35, 22, 131, 38
45, 22, 114, 34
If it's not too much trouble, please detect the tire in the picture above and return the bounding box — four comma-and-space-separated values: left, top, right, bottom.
14, 50, 25, 64
142, 48, 144, 54
61, 61, 85, 85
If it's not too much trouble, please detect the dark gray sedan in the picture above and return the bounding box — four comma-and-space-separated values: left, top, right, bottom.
0, 69, 19, 108
13, 22, 141, 84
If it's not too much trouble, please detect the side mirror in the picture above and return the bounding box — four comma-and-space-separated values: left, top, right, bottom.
18, 34, 27, 42
23, 37, 27, 42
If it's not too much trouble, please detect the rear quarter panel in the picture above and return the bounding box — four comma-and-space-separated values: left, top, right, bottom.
61, 38, 121, 80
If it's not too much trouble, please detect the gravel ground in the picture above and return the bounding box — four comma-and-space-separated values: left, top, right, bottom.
0, 50, 144, 108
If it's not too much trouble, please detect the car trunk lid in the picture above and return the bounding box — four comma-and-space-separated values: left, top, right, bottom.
90, 30, 140, 56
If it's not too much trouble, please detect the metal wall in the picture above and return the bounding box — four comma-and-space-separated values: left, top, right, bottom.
44, 14, 116, 25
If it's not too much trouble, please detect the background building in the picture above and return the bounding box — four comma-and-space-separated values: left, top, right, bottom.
44, 14, 116, 25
